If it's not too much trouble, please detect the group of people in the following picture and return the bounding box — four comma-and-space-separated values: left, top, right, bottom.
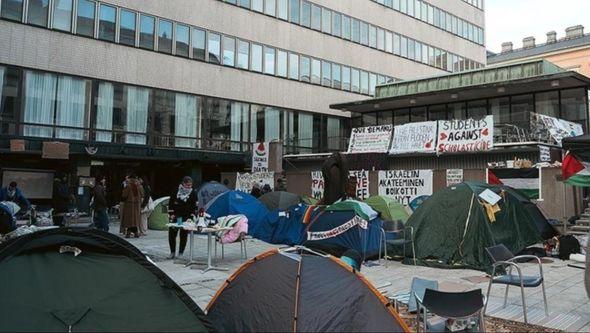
117, 173, 152, 239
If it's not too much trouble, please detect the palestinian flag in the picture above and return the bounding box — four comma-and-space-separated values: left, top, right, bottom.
488, 168, 539, 199
562, 152, 590, 187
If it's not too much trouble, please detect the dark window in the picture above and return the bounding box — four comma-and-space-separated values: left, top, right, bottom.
511, 94, 533, 128
192, 28, 206, 60
52, 0, 73, 32
535, 91, 559, 118
0, 66, 21, 135
490, 97, 510, 124
363, 113, 377, 126
448, 102, 466, 119
289, 0, 300, 23
153, 90, 175, 138
428, 105, 447, 120
1, 0, 24, 21
561, 88, 588, 130
467, 100, 487, 119
139, 15, 155, 50
98, 4, 116, 41
410, 107, 427, 123
76, 0, 95, 37
378, 111, 393, 125
176, 24, 190, 57
394, 108, 410, 126
27, 0, 49, 27
119, 10, 136, 46
158, 19, 173, 54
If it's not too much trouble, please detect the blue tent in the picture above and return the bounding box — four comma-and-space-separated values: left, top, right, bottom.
205, 191, 269, 238
261, 204, 310, 245
0, 201, 19, 234
197, 182, 229, 209
304, 210, 383, 260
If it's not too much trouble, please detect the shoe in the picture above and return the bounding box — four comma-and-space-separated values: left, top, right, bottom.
178, 253, 185, 259
167, 253, 175, 260
134, 233, 140, 238
125, 232, 131, 239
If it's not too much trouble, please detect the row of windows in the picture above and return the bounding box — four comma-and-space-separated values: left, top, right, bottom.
461, 0, 484, 10
355, 89, 588, 133
370, 0, 484, 45
220, 0, 484, 72
0, 0, 395, 96
0, 64, 348, 154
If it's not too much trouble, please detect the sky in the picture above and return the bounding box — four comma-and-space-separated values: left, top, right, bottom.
486, 0, 590, 53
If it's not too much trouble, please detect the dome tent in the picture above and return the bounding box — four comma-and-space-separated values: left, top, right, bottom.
406, 182, 555, 271
206, 248, 409, 332
0, 228, 216, 332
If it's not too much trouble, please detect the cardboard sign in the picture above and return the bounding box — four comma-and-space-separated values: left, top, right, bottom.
10, 139, 25, 152
42, 141, 70, 160
479, 189, 502, 205
349, 170, 370, 200
311, 171, 324, 200
378, 170, 433, 205
235, 172, 274, 193
446, 169, 464, 187
390, 121, 437, 154
437, 116, 494, 154
252, 142, 270, 172
347, 125, 393, 154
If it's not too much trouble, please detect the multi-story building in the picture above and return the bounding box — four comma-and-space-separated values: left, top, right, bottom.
0, 0, 486, 200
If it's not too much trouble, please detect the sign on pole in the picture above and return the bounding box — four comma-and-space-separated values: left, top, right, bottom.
390, 121, 437, 154
437, 116, 494, 154
347, 125, 393, 154
378, 170, 433, 205
252, 142, 270, 172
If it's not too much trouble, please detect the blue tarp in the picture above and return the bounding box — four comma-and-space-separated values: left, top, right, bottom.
205, 191, 269, 238
304, 210, 383, 260
262, 204, 309, 245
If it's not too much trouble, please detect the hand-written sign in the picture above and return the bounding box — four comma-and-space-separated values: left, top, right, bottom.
390, 121, 437, 154
235, 172, 275, 193
347, 125, 393, 154
446, 169, 464, 187
536, 114, 583, 146
311, 171, 325, 200
349, 170, 370, 200
378, 170, 433, 205
252, 142, 270, 172
437, 116, 494, 154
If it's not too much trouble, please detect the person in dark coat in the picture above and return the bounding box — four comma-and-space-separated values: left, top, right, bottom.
121, 174, 144, 238
0, 181, 30, 211
52, 173, 70, 227
92, 176, 110, 232
168, 176, 197, 259
321, 153, 349, 205
250, 183, 262, 198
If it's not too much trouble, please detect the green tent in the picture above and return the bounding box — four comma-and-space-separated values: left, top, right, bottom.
148, 196, 170, 230
301, 195, 319, 205
325, 200, 378, 221
406, 182, 553, 271
364, 196, 410, 223
0, 228, 216, 332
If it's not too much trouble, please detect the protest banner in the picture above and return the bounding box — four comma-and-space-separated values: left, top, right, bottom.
347, 125, 393, 154
390, 121, 437, 154
311, 171, 324, 200
446, 169, 464, 186
349, 170, 370, 200
235, 172, 274, 193
536, 114, 583, 146
252, 142, 270, 172
378, 170, 433, 205
437, 116, 494, 154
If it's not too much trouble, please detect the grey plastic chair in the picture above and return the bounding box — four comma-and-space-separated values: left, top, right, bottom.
416, 289, 486, 332
483, 244, 548, 324
378, 220, 416, 267
390, 277, 438, 313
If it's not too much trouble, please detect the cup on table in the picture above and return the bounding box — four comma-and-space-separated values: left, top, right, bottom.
176, 217, 183, 226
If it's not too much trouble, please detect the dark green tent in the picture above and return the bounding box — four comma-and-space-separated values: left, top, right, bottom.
0, 228, 216, 332
406, 182, 553, 271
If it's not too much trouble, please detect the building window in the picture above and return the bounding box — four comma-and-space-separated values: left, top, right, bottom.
467, 100, 487, 119
377, 28, 385, 51
490, 97, 509, 125
264, 47, 275, 75
300, 56, 310, 82
176, 24, 190, 57
175, 93, 199, 148
332, 63, 341, 89
277, 0, 288, 20
23, 71, 57, 138
252, 0, 263, 12
277, 50, 288, 77
363, 112, 377, 126
124, 86, 150, 144
208, 32, 221, 64
321, 61, 331, 87
321, 7, 331, 33
300, 1, 311, 27
400, 36, 408, 58
0, 66, 21, 134
298, 113, 314, 151
251, 43, 263, 72
239, 0, 250, 8
192, 28, 206, 60
342, 66, 351, 91
393, 34, 400, 55
428, 105, 447, 121
394, 108, 410, 126
310, 4, 321, 31
119, 10, 136, 46
369, 25, 377, 48
342, 15, 351, 40
411, 107, 427, 123
288, 53, 299, 80
311, 59, 321, 84
360, 71, 369, 95
369, 73, 376, 96
378, 111, 393, 126
351, 19, 360, 43
448, 102, 466, 120
332, 12, 341, 37
98, 4, 116, 41
237, 40, 250, 69
222, 36, 236, 66
55, 76, 89, 140
229, 101, 250, 151
94, 81, 114, 142
158, 19, 173, 53
561, 88, 588, 130
264, 0, 276, 16
327, 117, 341, 150
1, 0, 24, 21
511, 94, 533, 128
139, 15, 155, 50
360, 22, 368, 45
289, 0, 300, 23
535, 91, 559, 118
351, 68, 360, 93
52, 0, 73, 32
27, 0, 49, 27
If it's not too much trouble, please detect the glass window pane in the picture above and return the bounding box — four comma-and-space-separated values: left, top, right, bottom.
264, 47, 275, 75
369, 73, 377, 96
27, 0, 49, 26
369, 25, 377, 48
342, 66, 351, 91
378, 111, 393, 126
561, 88, 588, 130
393, 34, 400, 55
301, 1, 311, 27
360, 22, 369, 45
252, 0, 263, 12
351, 68, 360, 93
52, 0, 72, 32
300, 56, 310, 82
408, 39, 415, 60
157, 19, 172, 53
277, 0, 288, 19
428, 105, 447, 121
410, 107, 427, 123
208, 32, 221, 64
511, 94, 533, 128
239, 0, 250, 8
360, 71, 369, 94
332, 12, 341, 37
377, 28, 385, 50
467, 100, 487, 119
1, 0, 24, 21
311, 4, 321, 30
176, 24, 189, 57
289, 0, 300, 23
289, 53, 299, 79
119, 10, 136, 46
394, 109, 410, 126
490, 97, 509, 124
332, 63, 341, 89
192, 28, 206, 60
277, 50, 288, 77
76, 0, 95, 37
321, 7, 331, 33
311, 59, 321, 84
98, 4, 116, 41
237, 40, 250, 69
139, 15, 155, 50
400, 36, 407, 57
342, 15, 351, 40
322, 61, 331, 87
251, 44, 263, 72
264, 0, 276, 16
222, 36, 235, 66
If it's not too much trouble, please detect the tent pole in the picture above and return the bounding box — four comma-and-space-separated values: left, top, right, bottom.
563, 182, 568, 235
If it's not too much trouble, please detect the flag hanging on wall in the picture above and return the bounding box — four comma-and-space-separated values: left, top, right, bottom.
562, 152, 590, 187
487, 168, 540, 200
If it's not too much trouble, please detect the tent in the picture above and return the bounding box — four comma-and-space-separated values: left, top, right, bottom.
255, 204, 312, 245
259, 191, 301, 211
365, 196, 410, 223
0, 201, 19, 234
304, 210, 383, 259
206, 248, 409, 332
325, 200, 378, 221
205, 191, 269, 239
148, 196, 170, 230
0, 228, 215, 332
407, 182, 555, 271
197, 182, 229, 209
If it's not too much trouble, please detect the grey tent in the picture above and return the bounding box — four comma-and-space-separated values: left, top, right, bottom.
258, 191, 301, 211
0, 228, 216, 332
207, 248, 409, 332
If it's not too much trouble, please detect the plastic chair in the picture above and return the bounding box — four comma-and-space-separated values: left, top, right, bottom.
483, 244, 548, 324
416, 289, 485, 332
379, 220, 416, 267
390, 277, 438, 313
215, 232, 248, 262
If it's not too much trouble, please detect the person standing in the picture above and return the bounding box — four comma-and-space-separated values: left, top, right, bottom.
139, 177, 152, 236
0, 182, 30, 211
52, 173, 70, 227
168, 176, 197, 259
121, 173, 144, 238
92, 176, 110, 232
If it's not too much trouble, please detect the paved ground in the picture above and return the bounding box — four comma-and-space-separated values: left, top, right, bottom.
114, 224, 590, 331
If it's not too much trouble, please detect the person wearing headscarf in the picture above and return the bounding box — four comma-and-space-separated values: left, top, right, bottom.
168, 176, 197, 259
121, 173, 144, 238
